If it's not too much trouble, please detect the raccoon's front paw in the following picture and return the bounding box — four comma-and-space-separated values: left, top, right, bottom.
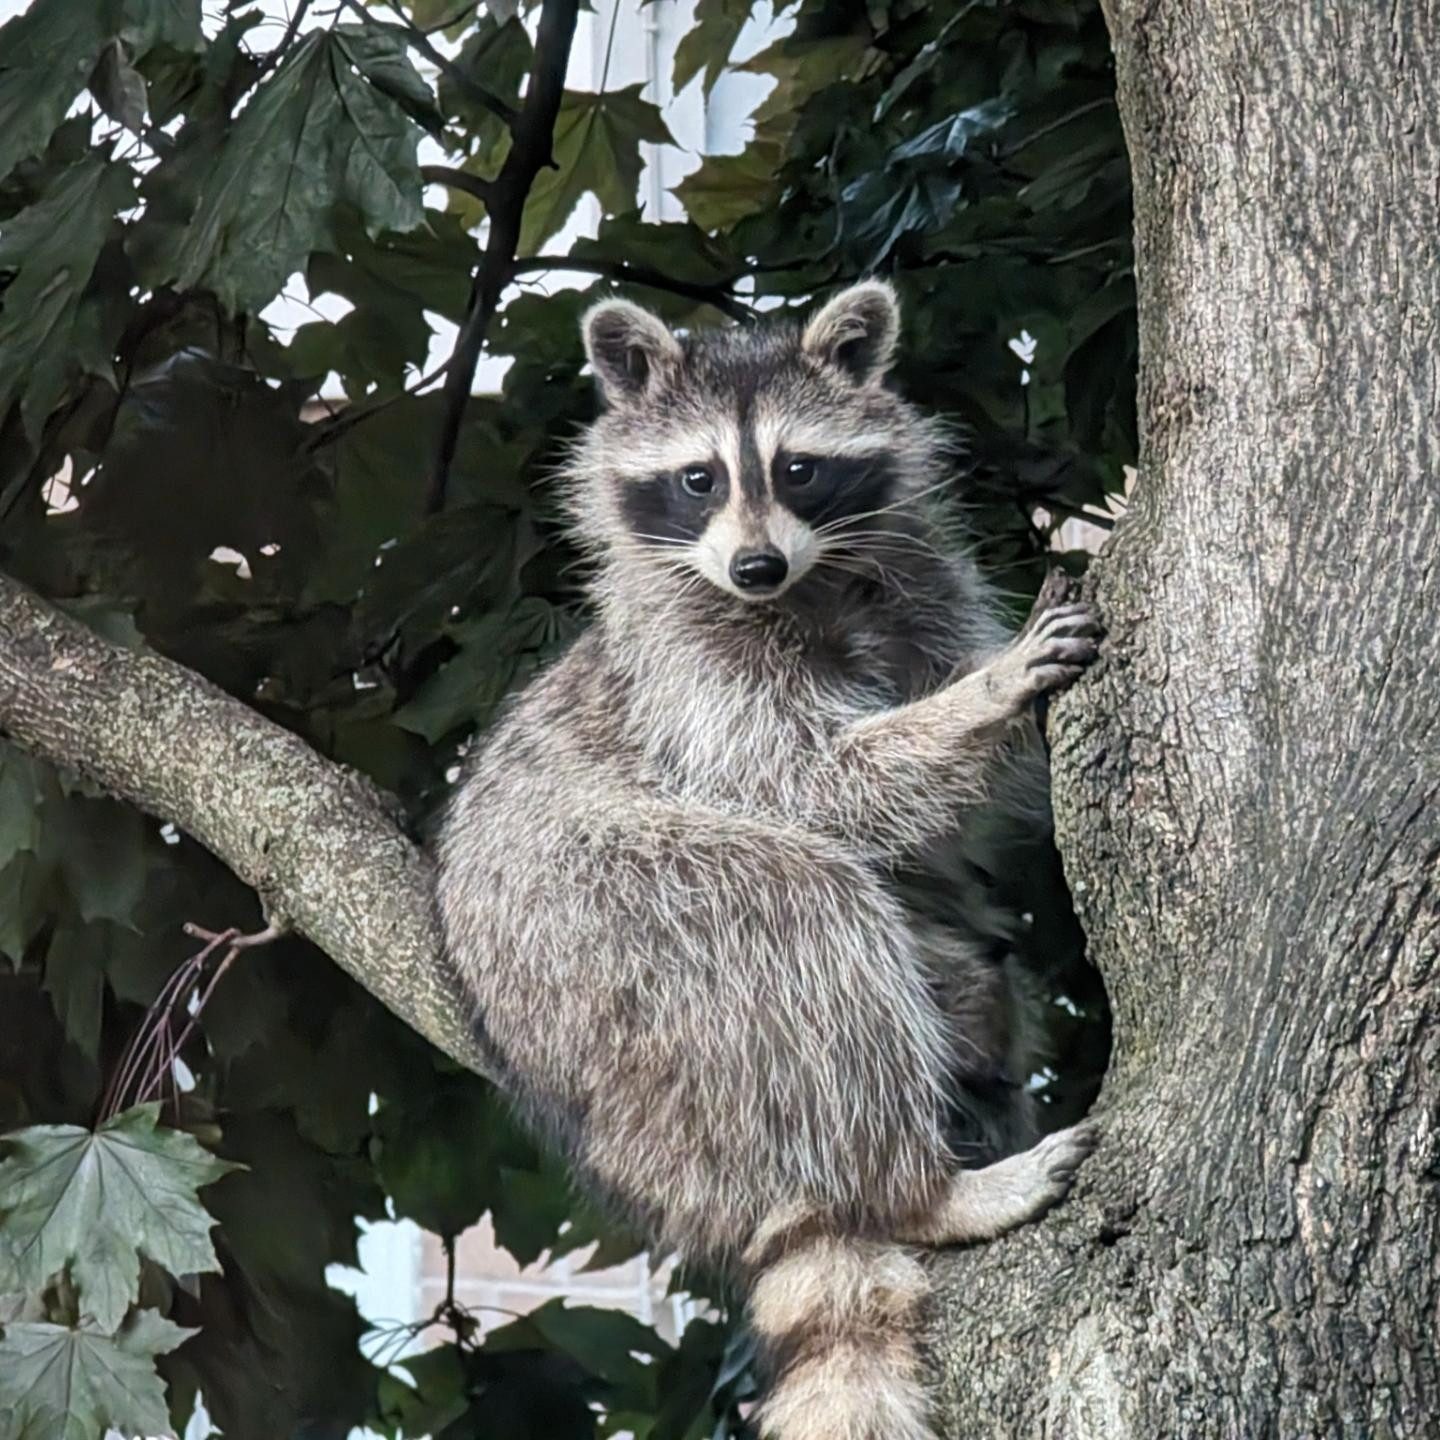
991, 603, 1101, 709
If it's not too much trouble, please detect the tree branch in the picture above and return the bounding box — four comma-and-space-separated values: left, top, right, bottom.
510, 256, 752, 322
427, 0, 581, 516
256, 0, 316, 79
422, 164, 495, 207
0, 570, 491, 1079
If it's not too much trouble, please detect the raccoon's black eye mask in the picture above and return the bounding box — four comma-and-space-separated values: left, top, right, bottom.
621, 462, 729, 544
773, 451, 896, 526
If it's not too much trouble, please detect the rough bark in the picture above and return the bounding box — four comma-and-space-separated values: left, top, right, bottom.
928, 3, 1440, 1436
0, 572, 487, 1077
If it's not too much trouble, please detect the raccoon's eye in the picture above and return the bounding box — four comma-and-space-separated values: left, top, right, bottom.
679, 464, 716, 497
785, 456, 818, 487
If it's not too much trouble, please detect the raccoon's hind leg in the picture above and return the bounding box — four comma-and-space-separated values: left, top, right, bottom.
741, 1124, 1098, 1440
893, 1120, 1097, 1246
910, 922, 1042, 1163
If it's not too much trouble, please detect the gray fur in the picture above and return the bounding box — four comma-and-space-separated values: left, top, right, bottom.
437, 282, 1099, 1439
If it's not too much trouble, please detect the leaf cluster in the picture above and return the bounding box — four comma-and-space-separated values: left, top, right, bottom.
0, 0, 1130, 1435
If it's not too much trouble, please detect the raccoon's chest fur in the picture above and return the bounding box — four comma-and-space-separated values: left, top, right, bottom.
611, 578, 967, 819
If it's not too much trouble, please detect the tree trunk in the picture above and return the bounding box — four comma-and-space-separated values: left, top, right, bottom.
928, 3, 1440, 1435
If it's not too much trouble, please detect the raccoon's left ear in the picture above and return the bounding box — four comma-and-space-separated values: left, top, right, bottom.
802, 280, 900, 387
583, 300, 683, 406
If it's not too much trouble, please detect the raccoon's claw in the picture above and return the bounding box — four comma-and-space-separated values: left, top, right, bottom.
1030, 602, 1103, 644
1026, 605, 1102, 683
988, 603, 1103, 710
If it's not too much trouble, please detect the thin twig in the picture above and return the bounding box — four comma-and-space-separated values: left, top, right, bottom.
510, 256, 750, 322
161, 922, 286, 1065
1002, 97, 1116, 159
99, 922, 286, 1122
304, 354, 452, 451
426, 0, 581, 515
98, 939, 221, 1122
1044, 498, 1119, 532
256, 0, 316, 79
422, 165, 495, 206
420, 1, 479, 35
183, 920, 290, 952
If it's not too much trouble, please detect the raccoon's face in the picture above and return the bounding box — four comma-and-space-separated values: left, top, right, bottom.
575, 282, 932, 604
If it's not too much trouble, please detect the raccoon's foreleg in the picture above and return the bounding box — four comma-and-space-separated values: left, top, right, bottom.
816, 603, 1100, 852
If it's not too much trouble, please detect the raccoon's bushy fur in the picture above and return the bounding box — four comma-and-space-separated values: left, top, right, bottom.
437, 282, 1098, 1440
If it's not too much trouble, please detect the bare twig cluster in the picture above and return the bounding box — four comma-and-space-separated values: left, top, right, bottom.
97, 921, 284, 1122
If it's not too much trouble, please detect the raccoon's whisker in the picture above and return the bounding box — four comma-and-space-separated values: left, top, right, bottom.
815, 559, 874, 587
656, 558, 705, 587
614, 535, 705, 585
821, 536, 946, 581
823, 529, 950, 562
662, 566, 706, 589
841, 547, 953, 590
814, 550, 893, 588
643, 554, 708, 592
639, 551, 696, 571
816, 546, 928, 605
814, 476, 958, 533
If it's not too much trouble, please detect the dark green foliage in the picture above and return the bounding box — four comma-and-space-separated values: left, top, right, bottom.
146, 27, 428, 312
520, 85, 676, 251
0, 1308, 194, 1440
0, 1104, 235, 1331
0, 0, 1130, 1435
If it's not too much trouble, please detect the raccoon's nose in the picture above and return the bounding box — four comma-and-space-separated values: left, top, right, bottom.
730, 549, 789, 592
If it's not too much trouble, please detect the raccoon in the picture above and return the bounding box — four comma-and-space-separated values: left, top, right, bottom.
436, 281, 1100, 1440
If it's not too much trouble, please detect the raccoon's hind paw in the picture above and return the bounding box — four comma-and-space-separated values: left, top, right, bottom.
994, 1118, 1099, 1230
895, 1120, 1099, 1247
1030, 1117, 1099, 1195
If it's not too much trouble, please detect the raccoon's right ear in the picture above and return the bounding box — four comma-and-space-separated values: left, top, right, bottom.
583, 300, 683, 406
802, 280, 901, 388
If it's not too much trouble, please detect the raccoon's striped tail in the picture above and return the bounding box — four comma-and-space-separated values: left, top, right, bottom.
747, 1227, 936, 1440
